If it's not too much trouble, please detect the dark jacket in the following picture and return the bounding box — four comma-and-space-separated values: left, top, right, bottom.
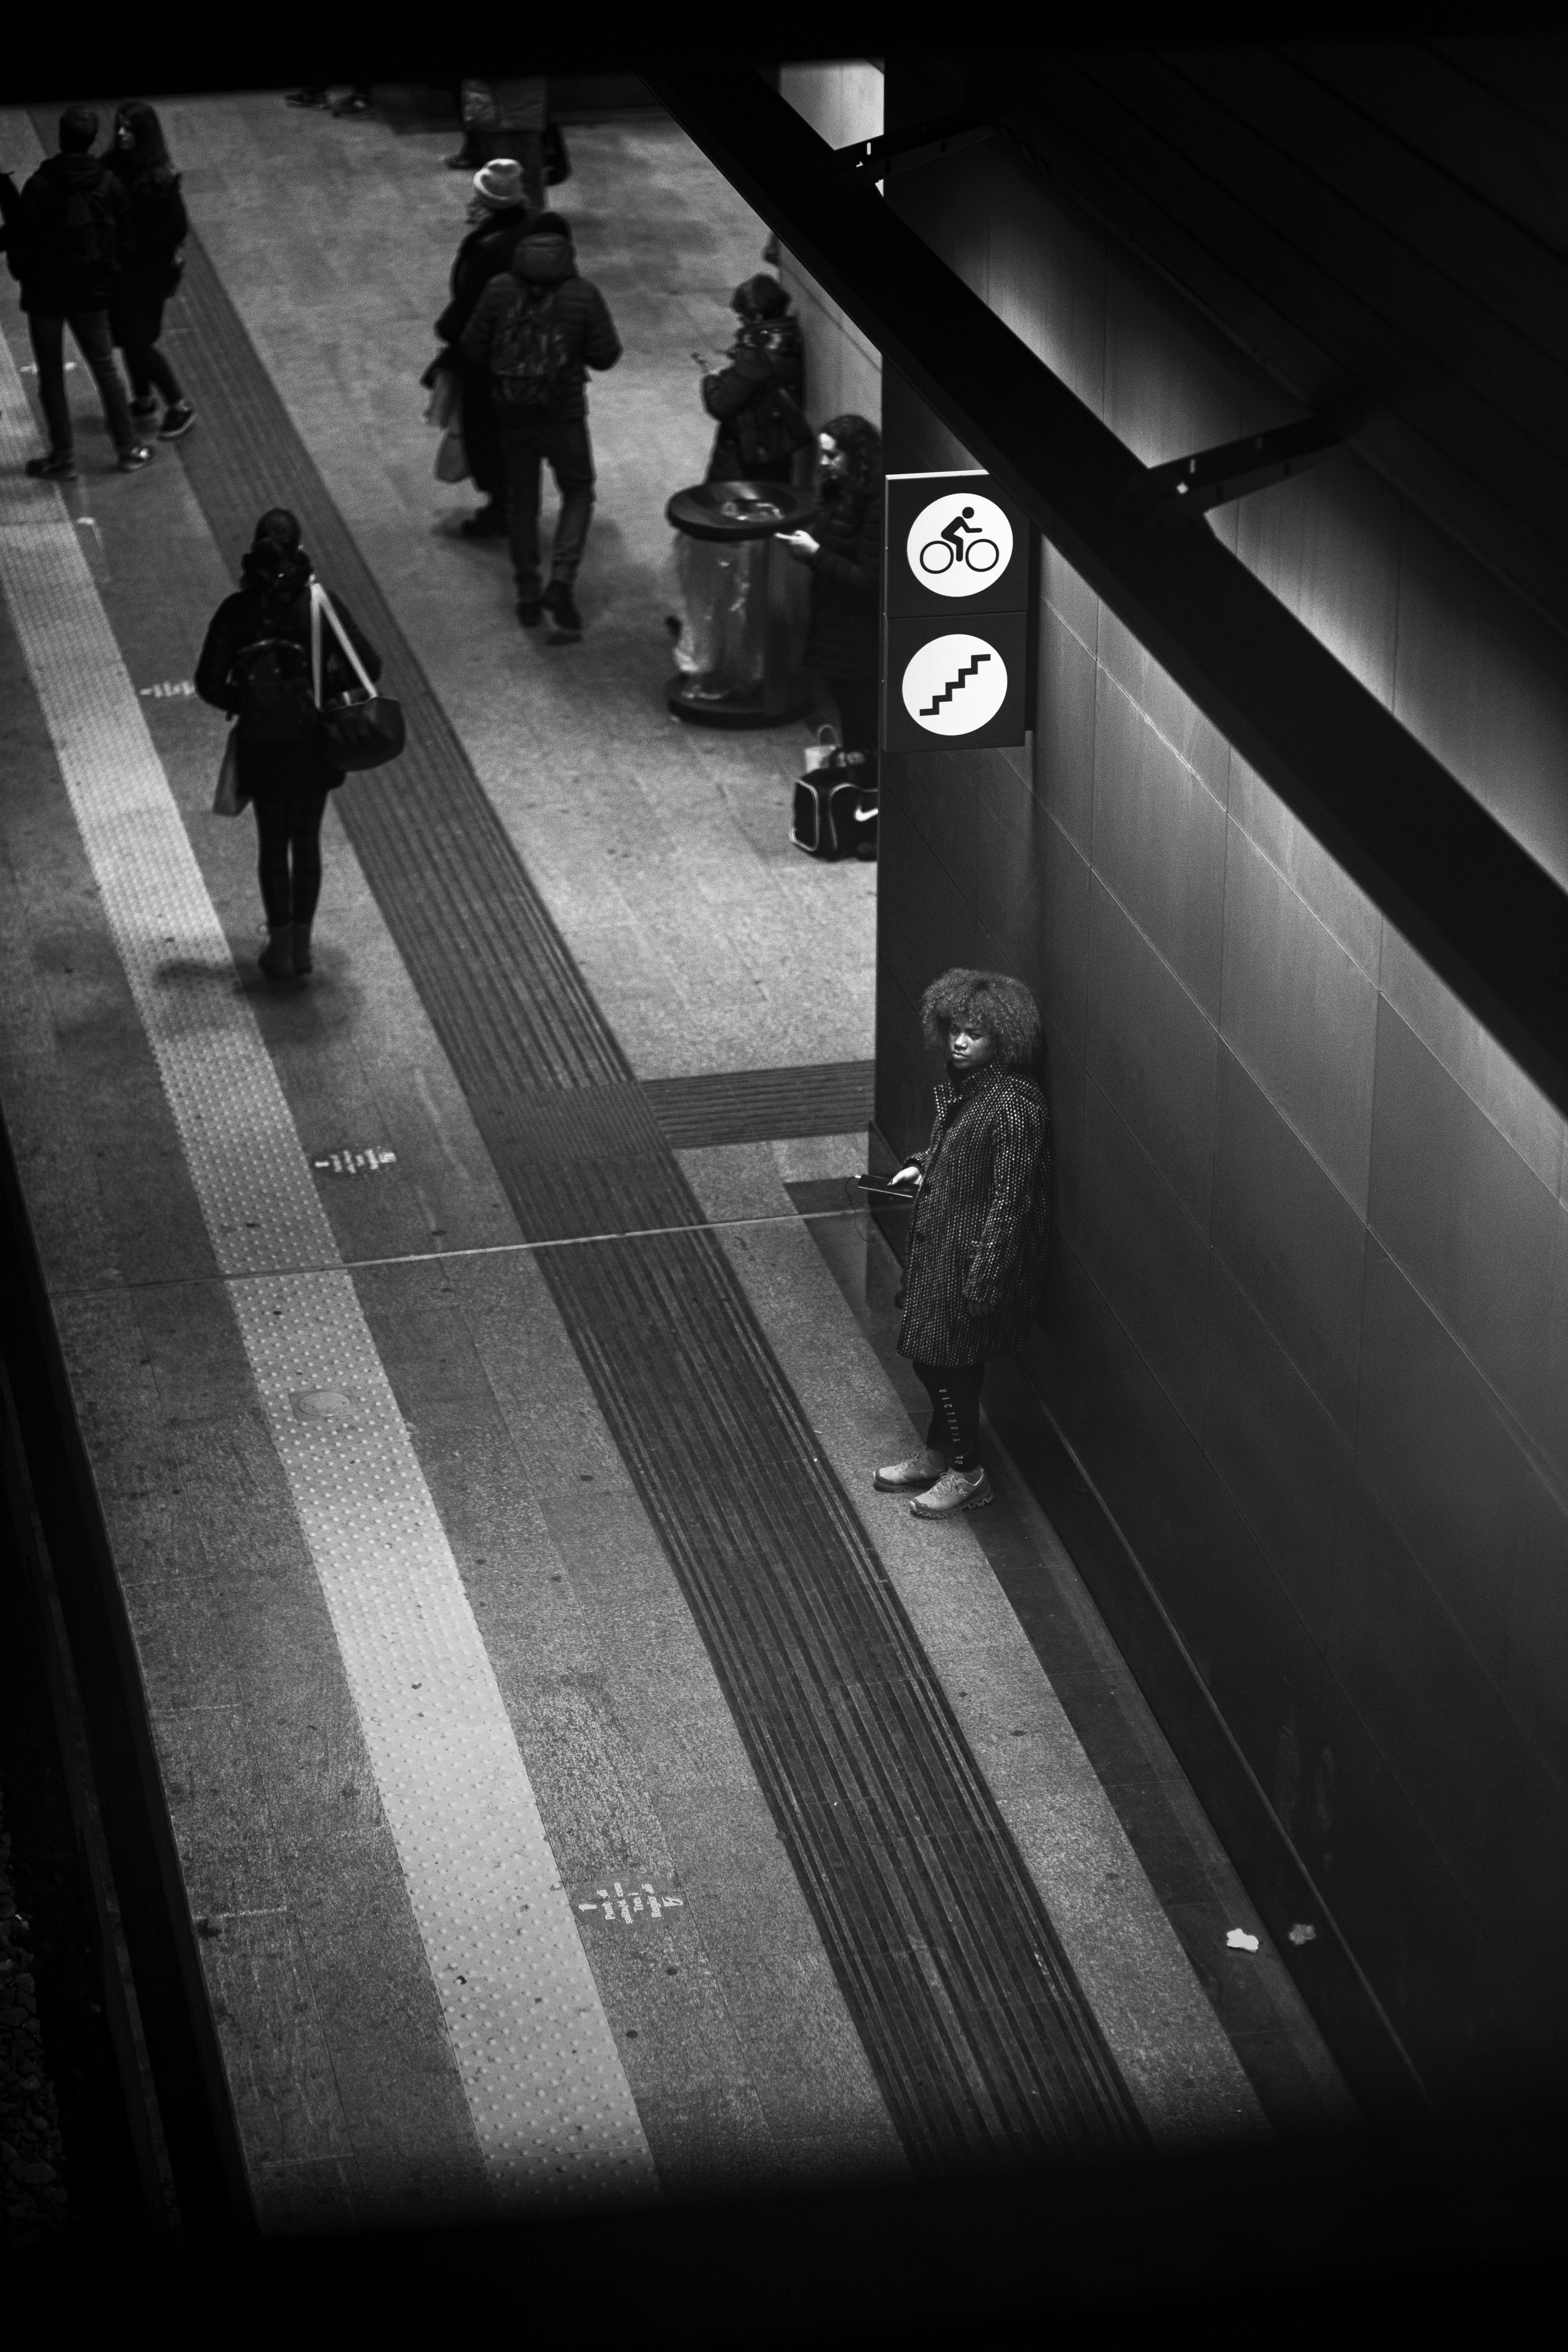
459, 231, 621, 420
897, 1062, 1051, 1365
702, 314, 806, 479
804, 485, 882, 679
196, 577, 382, 789
12, 152, 131, 313
433, 204, 531, 356
105, 157, 187, 297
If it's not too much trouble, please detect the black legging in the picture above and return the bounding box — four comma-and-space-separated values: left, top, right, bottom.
252, 782, 328, 927
829, 671, 880, 758
112, 283, 185, 407
913, 1361, 985, 1471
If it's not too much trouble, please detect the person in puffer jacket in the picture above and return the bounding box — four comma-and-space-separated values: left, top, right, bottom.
11, 105, 147, 476
701, 275, 806, 486
460, 209, 621, 641
106, 100, 194, 441
429, 157, 533, 538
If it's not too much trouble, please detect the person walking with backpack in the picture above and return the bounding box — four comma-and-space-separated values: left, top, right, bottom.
460, 210, 621, 641
11, 105, 151, 478
106, 102, 194, 442
195, 510, 382, 982
701, 275, 807, 486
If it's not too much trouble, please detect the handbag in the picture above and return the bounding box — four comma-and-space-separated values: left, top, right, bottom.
310, 584, 406, 773
212, 725, 249, 816
434, 423, 470, 482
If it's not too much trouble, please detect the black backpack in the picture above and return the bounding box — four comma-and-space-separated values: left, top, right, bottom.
60, 179, 117, 272
491, 285, 568, 410
231, 632, 316, 742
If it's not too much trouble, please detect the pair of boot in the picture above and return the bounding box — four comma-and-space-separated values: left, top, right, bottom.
873, 1445, 993, 1518
259, 923, 314, 981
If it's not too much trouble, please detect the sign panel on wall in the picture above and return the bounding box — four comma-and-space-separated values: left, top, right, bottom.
882, 471, 1035, 751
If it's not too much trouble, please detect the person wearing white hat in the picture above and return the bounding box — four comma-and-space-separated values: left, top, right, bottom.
430, 159, 534, 538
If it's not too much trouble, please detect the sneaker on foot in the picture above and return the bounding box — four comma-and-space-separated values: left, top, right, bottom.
873, 1447, 946, 1493
332, 91, 374, 115
910, 1466, 994, 1519
25, 452, 77, 480
515, 599, 543, 628
158, 402, 196, 441
286, 88, 330, 107
542, 579, 583, 638
116, 444, 154, 472
129, 395, 159, 422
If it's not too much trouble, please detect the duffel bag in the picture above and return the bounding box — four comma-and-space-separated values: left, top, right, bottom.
310, 583, 406, 773
791, 764, 878, 861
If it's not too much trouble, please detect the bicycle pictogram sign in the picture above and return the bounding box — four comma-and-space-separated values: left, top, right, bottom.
905, 493, 1014, 599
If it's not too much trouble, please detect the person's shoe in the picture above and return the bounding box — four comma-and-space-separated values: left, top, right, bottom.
542, 579, 583, 640
286, 88, 330, 108
459, 503, 509, 539
116, 444, 154, 472
515, 599, 543, 628
444, 147, 479, 169
158, 401, 196, 441
291, 922, 314, 976
873, 1446, 947, 1494
910, 1466, 995, 1519
128, 395, 159, 422
332, 91, 374, 115
259, 926, 295, 980
25, 452, 77, 480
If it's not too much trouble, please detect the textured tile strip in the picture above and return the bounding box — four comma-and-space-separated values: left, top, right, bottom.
642, 1061, 876, 1148
157, 231, 1147, 2167
0, 358, 656, 2209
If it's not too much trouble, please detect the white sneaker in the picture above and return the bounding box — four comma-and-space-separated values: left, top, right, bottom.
911, 1466, 994, 1518
873, 1446, 946, 1493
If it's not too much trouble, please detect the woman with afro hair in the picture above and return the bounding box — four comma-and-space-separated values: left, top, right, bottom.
875, 968, 1051, 1517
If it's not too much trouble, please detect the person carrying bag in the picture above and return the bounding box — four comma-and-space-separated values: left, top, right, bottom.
196, 509, 390, 982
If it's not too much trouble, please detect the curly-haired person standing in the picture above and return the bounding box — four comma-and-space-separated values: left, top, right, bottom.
875, 969, 1051, 1518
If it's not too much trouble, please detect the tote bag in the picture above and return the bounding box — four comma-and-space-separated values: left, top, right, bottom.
310, 583, 406, 773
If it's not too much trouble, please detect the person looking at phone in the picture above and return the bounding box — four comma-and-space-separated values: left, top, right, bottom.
776, 414, 884, 760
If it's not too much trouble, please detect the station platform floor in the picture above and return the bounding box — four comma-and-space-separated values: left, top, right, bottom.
0, 91, 1358, 2230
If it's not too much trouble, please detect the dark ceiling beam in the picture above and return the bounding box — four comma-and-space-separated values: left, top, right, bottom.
640, 60, 1568, 1125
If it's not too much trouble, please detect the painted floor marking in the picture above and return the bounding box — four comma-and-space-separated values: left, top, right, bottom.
0, 343, 656, 2208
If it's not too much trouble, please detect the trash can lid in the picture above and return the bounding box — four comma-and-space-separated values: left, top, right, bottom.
666, 479, 818, 541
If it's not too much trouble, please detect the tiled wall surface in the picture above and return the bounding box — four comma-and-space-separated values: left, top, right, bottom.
777, 64, 884, 432
878, 129, 1568, 2114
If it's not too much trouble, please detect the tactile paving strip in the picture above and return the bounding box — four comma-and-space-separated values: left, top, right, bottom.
0, 350, 656, 2207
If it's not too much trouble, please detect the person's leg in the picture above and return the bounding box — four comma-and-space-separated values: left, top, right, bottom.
907, 1361, 991, 1515
27, 314, 73, 458
833, 672, 881, 758
543, 417, 596, 583
68, 310, 136, 453
287, 784, 330, 971
459, 371, 508, 524
251, 790, 295, 975
501, 421, 545, 610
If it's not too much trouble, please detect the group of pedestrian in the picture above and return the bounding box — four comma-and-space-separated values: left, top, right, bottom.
2, 103, 194, 479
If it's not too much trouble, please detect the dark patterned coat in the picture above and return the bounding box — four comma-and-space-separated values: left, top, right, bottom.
896, 1063, 1051, 1365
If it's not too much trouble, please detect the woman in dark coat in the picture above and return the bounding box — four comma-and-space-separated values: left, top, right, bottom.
778, 412, 883, 757
701, 275, 807, 486
430, 158, 533, 537
876, 969, 1051, 1518
196, 510, 381, 983
106, 100, 194, 440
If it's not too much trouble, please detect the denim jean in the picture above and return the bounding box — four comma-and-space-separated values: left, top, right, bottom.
497, 412, 596, 602
28, 309, 135, 456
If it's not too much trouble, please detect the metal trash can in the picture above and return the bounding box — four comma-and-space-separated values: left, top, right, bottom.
665, 479, 815, 728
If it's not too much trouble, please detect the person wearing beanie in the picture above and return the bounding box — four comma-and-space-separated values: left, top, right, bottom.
195, 510, 383, 982
460, 211, 622, 641
701, 274, 807, 486
12, 105, 151, 477
430, 159, 534, 537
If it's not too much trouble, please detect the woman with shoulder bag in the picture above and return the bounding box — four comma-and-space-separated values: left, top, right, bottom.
195, 510, 383, 982
701, 275, 808, 487
107, 100, 194, 440
875, 969, 1051, 1519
